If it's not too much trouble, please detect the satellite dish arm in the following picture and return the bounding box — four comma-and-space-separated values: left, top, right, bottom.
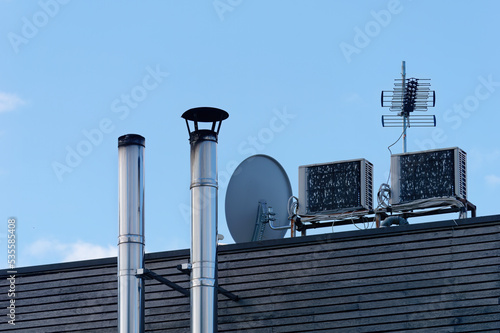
253, 201, 290, 242
268, 219, 290, 230
267, 206, 290, 230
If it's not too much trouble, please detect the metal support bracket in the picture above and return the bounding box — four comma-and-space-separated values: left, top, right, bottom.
137, 268, 190, 297
217, 285, 239, 302
176, 264, 240, 302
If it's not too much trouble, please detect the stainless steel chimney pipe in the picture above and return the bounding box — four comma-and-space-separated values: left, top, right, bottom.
118, 134, 145, 333
182, 107, 228, 333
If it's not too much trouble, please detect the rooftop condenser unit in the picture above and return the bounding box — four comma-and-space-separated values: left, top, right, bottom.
390, 147, 467, 206
298, 158, 373, 216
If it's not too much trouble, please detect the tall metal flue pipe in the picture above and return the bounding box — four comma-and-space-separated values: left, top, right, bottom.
182, 107, 229, 333
118, 134, 145, 333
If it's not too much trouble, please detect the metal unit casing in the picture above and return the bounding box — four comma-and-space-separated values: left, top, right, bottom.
298, 158, 373, 215
390, 147, 467, 205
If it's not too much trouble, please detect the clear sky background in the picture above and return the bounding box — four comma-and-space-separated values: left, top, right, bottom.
1, 0, 499, 268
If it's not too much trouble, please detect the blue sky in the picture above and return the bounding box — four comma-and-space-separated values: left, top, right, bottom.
1, 0, 499, 268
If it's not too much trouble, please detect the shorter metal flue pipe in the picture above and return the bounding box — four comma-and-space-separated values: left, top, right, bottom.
118, 134, 145, 333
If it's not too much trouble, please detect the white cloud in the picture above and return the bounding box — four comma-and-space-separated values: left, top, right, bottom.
0, 92, 25, 112
63, 241, 117, 262
485, 174, 500, 187
27, 238, 117, 263
27, 238, 63, 255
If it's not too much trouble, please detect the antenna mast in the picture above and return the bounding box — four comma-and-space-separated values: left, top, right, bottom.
401, 61, 407, 152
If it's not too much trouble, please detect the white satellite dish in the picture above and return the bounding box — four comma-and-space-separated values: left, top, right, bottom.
225, 154, 292, 243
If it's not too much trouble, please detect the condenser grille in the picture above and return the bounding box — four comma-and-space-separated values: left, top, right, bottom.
458, 149, 467, 199
299, 159, 373, 215
399, 150, 455, 202
391, 147, 466, 205
365, 161, 374, 209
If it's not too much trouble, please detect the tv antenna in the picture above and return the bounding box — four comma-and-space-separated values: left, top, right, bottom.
381, 61, 436, 152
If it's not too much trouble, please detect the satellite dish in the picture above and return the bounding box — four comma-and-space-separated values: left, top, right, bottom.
225, 154, 292, 243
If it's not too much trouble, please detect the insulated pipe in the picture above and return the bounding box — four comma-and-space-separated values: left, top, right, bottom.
118, 134, 145, 333
381, 215, 408, 227
183, 107, 228, 333
189, 129, 218, 333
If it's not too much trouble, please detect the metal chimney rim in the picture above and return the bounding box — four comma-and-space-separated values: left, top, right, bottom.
118, 134, 145, 147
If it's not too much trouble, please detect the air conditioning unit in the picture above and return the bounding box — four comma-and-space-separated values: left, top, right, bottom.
298, 158, 373, 215
390, 147, 466, 205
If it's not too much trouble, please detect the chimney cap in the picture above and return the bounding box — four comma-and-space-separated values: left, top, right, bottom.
182, 107, 229, 136
181, 107, 229, 123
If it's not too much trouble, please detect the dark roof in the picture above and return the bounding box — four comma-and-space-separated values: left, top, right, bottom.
1, 214, 500, 332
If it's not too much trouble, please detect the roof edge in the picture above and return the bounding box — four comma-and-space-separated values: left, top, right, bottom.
1, 214, 499, 277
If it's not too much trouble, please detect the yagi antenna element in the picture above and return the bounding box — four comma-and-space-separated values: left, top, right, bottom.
381, 61, 436, 152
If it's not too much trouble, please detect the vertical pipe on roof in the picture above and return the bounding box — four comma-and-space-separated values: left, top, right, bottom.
118, 134, 145, 333
189, 130, 218, 333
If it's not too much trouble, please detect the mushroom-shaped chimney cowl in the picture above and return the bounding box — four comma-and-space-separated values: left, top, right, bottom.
181, 107, 229, 137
